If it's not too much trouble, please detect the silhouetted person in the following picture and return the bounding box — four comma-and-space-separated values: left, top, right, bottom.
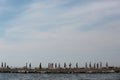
106, 62, 108, 69
76, 63, 78, 69
29, 63, 31, 69
94, 63, 96, 69
39, 63, 42, 69
64, 63, 66, 69
69, 63, 72, 69
85, 62, 87, 69
97, 63, 99, 69
1, 62, 3, 68
58, 63, 61, 69
55, 63, 57, 69
48, 63, 53, 69
48, 63, 50, 69
89, 62, 91, 68
7, 65, 10, 69
26, 63, 28, 69
51, 63, 54, 69
4, 62, 6, 68
100, 62, 102, 69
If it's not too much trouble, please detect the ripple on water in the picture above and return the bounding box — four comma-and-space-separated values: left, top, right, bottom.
0, 73, 119, 80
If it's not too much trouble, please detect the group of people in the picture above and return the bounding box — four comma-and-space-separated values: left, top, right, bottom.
1, 62, 10, 69
13, 62, 109, 69
85, 62, 108, 69
48, 63, 78, 69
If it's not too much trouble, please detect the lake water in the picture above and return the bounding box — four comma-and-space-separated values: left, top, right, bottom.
0, 73, 119, 80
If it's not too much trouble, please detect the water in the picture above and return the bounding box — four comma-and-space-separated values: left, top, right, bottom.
0, 73, 119, 80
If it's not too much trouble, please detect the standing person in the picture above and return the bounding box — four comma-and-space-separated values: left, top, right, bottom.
1, 62, 3, 68
39, 63, 42, 69
97, 63, 99, 69
29, 63, 31, 69
55, 63, 57, 69
100, 62, 102, 69
85, 62, 87, 69
106, 62, 108, 69
94, 63, 96, 69
26, 63, 28, 69
89, 62, 91, 68
4, 62, 6, 68
76, 63, 78, 69
64, 63, 66, 69
58, 63, 61, 69
51, 63, 54, 69
69, 63, 72, 69
48, 63, 51, 69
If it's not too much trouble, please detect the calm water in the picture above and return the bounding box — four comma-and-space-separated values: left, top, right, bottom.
0, 73, 119, 80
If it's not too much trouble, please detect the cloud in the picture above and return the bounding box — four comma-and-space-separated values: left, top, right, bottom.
4, 0, 120, 52
5, 0, 120, 34
0, 0, 119, 66
0, 0, 10, 14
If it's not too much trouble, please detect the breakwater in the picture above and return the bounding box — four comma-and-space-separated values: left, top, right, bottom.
0, 62, 120, 73
0, 68, 120, 73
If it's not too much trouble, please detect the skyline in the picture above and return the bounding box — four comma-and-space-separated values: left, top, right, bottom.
0, 0, 120, 67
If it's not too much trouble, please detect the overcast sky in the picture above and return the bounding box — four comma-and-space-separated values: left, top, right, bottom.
0, 0, 120, 67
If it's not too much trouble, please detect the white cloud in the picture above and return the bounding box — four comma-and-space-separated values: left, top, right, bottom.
6, 0, 120, 31
0, 0, 120, 66
4, 0, 120, 53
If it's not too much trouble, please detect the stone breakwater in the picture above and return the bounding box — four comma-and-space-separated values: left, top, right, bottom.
0, 68, 120, 73
0, 62, 119, 73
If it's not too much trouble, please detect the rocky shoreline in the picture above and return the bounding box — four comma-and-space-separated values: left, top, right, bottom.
0, 68, 120, 73
0, 62, 119, 73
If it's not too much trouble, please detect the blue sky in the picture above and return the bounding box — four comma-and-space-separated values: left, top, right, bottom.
0, 0, 120, 67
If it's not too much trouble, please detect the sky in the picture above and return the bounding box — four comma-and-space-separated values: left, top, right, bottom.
0, 0, 120, 68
